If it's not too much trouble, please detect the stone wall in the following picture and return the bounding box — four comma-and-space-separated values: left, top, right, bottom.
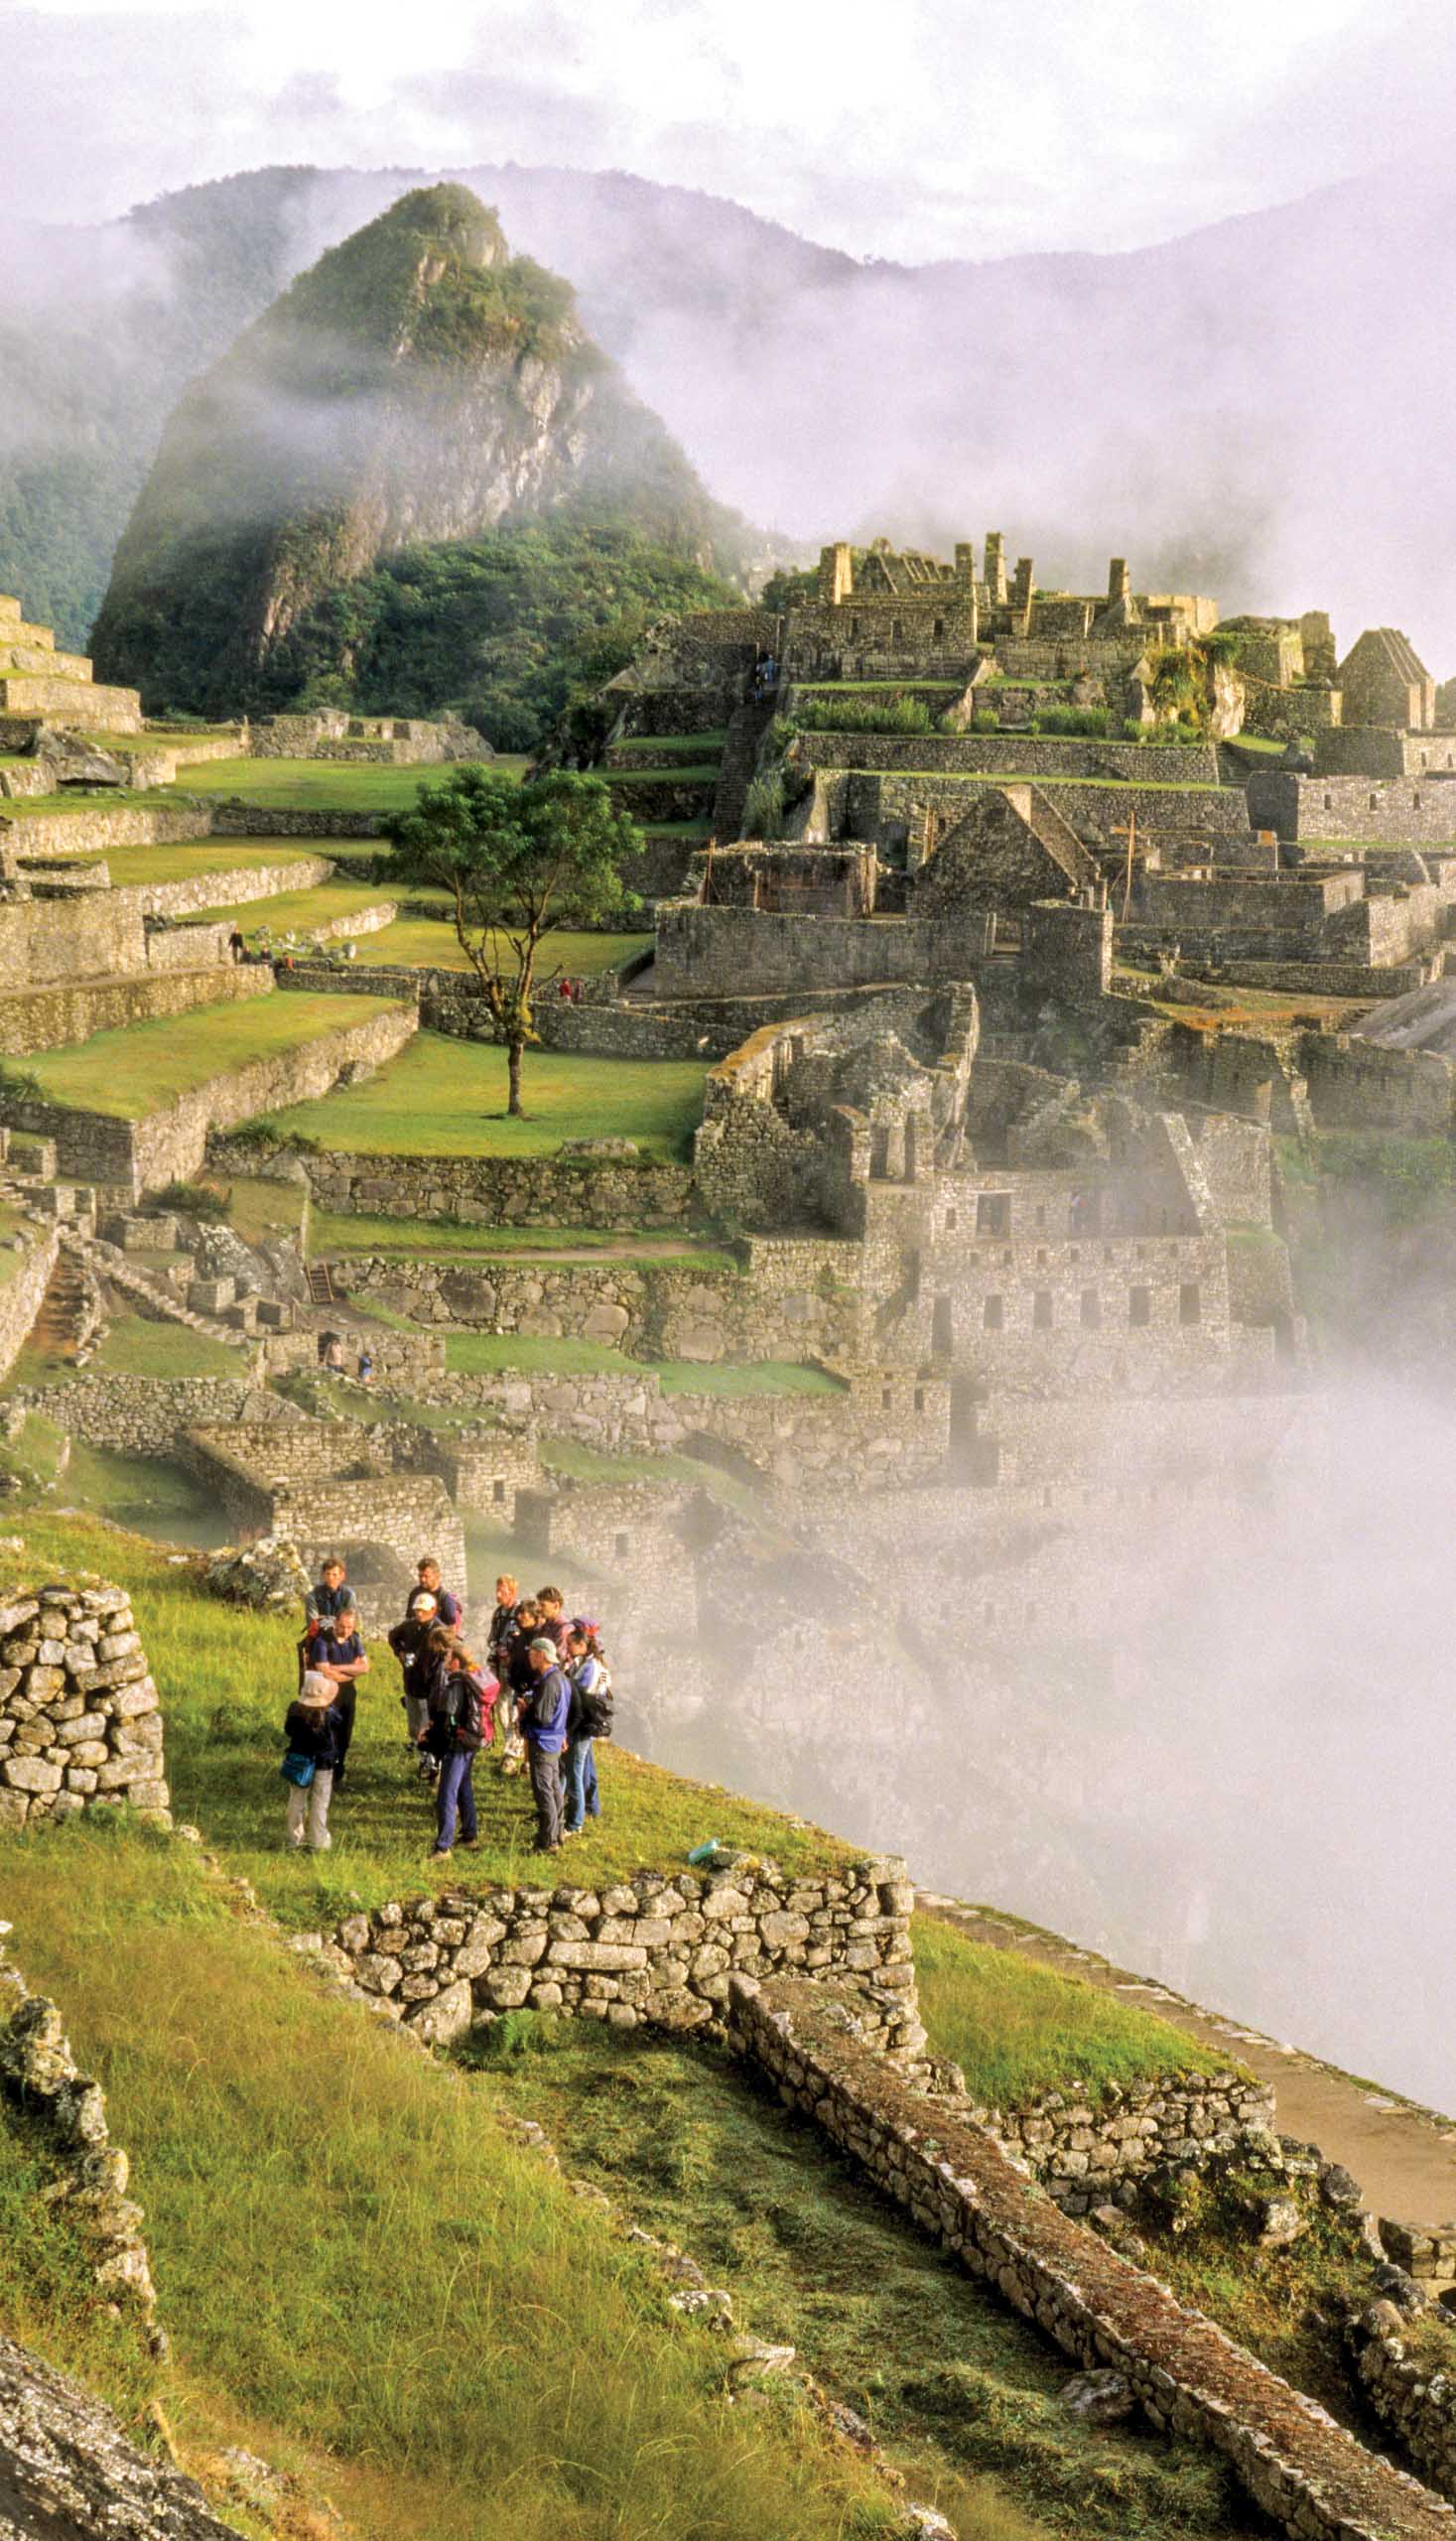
799, 731, 1223, 785
6, 1376, 293, 1457
338, 1247, 858, 1367
206, 804, 383, 839
852, 770, 1250, 854
121, 855, 333, 921
1, 1001, 418, 1198
1301, 1032, 1456, 1135
323, 1851, 915, 2043
182, 1419, 465, 1616
1347, 2311, 1456, 2506
1251, 769, 1456, 847
0, 961, 271, 1060
0, 1578, 169, 1827
212, 1135, 696, 1231
0, 801, 203, 860
980, 2069, 1275, 2212
0, 1219, 58, 1386
654, 901, 990, 1001
728, 1970, 1456, 2541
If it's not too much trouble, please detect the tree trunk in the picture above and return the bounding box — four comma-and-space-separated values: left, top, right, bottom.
507, 1035, 524, 1117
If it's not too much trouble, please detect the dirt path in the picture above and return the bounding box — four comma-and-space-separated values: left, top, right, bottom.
918, 1892, 1456, 2232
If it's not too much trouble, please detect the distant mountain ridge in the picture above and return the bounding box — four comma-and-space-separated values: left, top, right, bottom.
3, 155, 1455, 662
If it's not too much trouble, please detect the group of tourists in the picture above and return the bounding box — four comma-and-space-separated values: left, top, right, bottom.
315, 1331, 374, 1384
280, 1557, 613, 1862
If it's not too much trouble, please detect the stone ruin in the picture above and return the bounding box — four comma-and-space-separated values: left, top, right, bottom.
0, 1578, 169, 1829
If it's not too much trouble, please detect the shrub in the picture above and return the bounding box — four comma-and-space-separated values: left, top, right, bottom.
151, 1181, 226, 1222
791, 694, 932, 736
742, 771, 786, 838
974, 707, 1000, 731
1036, 706, 1110, 737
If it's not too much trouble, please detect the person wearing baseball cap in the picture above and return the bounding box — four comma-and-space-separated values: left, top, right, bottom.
388, 1586, 439, 1771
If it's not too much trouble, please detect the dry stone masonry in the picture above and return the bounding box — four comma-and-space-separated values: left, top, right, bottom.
728, 1969, 1456, 2541
0, 1579, 170, 1828
323, 1853, 916, 2044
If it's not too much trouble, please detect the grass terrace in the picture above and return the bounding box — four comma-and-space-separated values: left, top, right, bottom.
611, 729, 727, 756
913, 1913, 1228, 2108
0, 1818, 901, 2541
602, 764, 722, 786
176, 753, 530, 812
16, 992, 404, 1117
441, 1334, 835, 1397
101, 837, 340, 887
317, 1209, 719, 1259
260, 1029, 708, 1160
355, 920, 650, 975
185, 878, 396, 938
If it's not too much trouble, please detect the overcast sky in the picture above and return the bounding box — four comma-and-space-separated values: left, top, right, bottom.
3, 0, 1447, 257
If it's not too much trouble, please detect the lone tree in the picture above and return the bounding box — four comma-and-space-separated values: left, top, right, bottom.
385, 765, 640, 1115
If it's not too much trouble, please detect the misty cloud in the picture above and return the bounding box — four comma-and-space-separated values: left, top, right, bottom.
3, 0, 1440, 257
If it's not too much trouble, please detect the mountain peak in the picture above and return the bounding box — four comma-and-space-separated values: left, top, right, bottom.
89, 188, 743, 714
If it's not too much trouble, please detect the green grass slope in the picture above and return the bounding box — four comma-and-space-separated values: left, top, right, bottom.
0, 1823, 901, 2541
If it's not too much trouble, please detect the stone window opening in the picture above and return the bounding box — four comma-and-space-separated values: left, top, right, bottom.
976, 1192, 1010, 1237
1324, 791, 1333, 809
944, 1209, 959, 1234
1421, 751, 1429, 767
1129, 1285, 1151, 1327
932, 1295, 955, 1353
613, 1532, 629, 1561
1413, 792, 1423, 809
1032, 1290, 1053, 1328
1080, 1289, 1101, 1328
492, 1480, 506, 1503
1179, 1282, 1202, 1324
1370, 792, 1380, 810
932, 616, 946, 645
881, 1385, 893, 1409
983, 1294, 1004, 1332
913, 1387, 926, 1412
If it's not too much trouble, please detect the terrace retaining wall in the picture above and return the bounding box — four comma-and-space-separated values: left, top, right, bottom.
728, 1971, 1456, 2541
0, 1002, 418, 1198
0, 962, 272, 1060
0, 1578, 169, 1828
0, 1220, 58, 1385
4, 1376, 294, 1457
322, 1853, 916, 2043
334, 1248, 859, 1367
206, 1136, 697, 1232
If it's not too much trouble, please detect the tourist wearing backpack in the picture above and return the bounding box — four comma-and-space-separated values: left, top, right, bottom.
563, 1622, 611, 1837
388, 1588, 438, 1770
520, 1637, 570, 1854
425, 1638, 497, 1859
281, 1671, 347, 1853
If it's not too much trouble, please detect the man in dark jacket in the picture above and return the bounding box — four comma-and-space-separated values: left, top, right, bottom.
388, 1588, 438, 1768
520, 1637, 570, 1853
426, 1640, 496, 1858
312, 1600, 370, 1786
416, 1555, 462, 1630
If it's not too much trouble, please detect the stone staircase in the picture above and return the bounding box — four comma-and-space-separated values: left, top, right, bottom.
27, 1246, 94, 1366
712, 700, 779, 838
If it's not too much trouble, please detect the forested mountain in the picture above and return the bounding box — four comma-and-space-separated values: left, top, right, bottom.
88, 186, 746, 721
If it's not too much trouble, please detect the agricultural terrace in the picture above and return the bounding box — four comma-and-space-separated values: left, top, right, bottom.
16, 993, 405, 1116
261, 1030, 709, 1158
176, 753, 530, 812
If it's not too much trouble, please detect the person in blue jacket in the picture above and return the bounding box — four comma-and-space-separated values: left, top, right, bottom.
519, 1637, 570, 1853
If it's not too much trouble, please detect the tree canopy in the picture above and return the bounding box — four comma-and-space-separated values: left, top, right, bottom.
385, 765, 640, 1114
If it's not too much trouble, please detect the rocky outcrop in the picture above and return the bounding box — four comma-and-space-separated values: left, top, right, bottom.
0, 2331, 242, 2539
91, 185, 740, 715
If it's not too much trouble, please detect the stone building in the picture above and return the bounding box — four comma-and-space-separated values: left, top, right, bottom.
1336, 627, 1436, 733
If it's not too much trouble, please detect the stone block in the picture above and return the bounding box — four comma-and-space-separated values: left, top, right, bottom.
3, 1756, 62, 1793
189, 1276, 235, 1313
480, 1966, 533, 2010
546, 1940, 648, 1972
353, 1954, 403, 1995
55, 1712, 107, 1745
407, 1979, 472, 2047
